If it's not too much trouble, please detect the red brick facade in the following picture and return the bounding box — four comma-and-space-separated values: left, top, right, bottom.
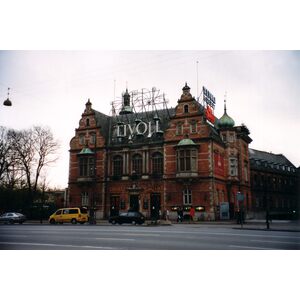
68, 84, 252, 221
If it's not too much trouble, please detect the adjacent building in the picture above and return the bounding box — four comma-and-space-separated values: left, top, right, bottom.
249, 149, 299, 219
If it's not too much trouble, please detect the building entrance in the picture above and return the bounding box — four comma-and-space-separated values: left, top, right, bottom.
150, 193, 161, 221
110, 196, 120, 217
129, 195, 139, 211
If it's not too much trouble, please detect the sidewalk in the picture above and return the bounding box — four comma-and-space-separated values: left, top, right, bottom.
25, 219, 300, 232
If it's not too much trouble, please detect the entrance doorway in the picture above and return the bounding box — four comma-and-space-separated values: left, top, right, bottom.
150, 193, 161, 220
110, 196, 120, 217
129, 195, 139, 211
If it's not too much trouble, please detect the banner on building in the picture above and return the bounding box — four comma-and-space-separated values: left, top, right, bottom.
214, 152, 225, 176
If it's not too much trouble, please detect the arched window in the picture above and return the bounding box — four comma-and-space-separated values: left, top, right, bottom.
152, 152, 163, 175
132, 154, 142, 175
86, 118, 90, 127
113, 155, 123, 177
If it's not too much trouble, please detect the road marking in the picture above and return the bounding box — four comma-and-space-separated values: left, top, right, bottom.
122, 233, 161, 237
0, 241, 119, 249
95, 237, 136, 241
229, 245, 276, 250
0, 234, 28, 238
251, 239, 300, 245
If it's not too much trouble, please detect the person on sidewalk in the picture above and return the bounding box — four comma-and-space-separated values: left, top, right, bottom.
189, 206, 195, 222
177, 207, 183, 223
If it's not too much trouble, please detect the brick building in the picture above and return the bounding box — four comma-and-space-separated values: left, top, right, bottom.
249, 149, 299, 219
68, 83, 253, 221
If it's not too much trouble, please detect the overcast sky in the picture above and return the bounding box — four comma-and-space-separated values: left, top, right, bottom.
0, 50, 299, 188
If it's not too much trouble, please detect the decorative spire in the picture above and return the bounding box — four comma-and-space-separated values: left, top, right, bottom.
218, 91, 235, 128
84, 98, 92, 113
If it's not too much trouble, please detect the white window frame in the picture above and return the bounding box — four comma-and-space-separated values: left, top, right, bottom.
183, 189, 192, 205
81, 192, 89, 206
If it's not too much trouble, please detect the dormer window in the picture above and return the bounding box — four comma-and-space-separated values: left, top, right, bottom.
184, 105, 189, 114
190, 121, 197, 134
176, 123, 183, 135
79, 134, 84, 145
86, 118, 90, 127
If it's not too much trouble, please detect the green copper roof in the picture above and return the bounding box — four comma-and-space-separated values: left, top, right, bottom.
78, 147, 94, 155
218, 111, 235, 128
177, 138, 196, 146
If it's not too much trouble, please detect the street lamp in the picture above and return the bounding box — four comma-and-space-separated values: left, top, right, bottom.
3, 88, 12, 106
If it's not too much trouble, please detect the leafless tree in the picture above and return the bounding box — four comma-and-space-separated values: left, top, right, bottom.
8, 126, 60, 201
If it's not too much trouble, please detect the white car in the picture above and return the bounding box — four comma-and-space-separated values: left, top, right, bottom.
0, 212, 26, 224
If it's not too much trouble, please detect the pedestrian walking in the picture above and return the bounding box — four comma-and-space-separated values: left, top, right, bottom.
177, 207, 183, 223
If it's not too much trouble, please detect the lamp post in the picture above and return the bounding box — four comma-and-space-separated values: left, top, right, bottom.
3, 88, 12, 106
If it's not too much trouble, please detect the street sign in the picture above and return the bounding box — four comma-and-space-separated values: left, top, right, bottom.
237, 192, 244, 202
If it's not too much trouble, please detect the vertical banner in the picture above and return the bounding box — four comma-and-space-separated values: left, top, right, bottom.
214, 152, 225, 176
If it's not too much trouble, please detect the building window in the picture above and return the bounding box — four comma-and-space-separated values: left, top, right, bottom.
222, 134, 227, 142
244, 162, 248, 182
184, 105, 189, 113
152, 152, 163, 175
177, 149, 197, 172
229, 134, 235, 143
79, 134, 84, 145
176, 123, 183, 135
81, 192, 89, 206
229, 157, 238, 176
79, 157, 94, 177
86, 118, 90, 127
113, 155, 123, 177
190, 121, 197, 134
90, 133, 96, 144
132, 153, 142, 175
183, 189, 192, 205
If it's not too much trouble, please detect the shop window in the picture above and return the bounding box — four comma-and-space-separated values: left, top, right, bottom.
132, 153, 142, 175
113, 155, 123, 177
177, 149, 197, 172
79, 157, 94, 177
152, 152, 163, 175
183, 189, 192, 205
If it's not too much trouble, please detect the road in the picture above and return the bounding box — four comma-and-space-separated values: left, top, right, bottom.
0, 223, 299, 250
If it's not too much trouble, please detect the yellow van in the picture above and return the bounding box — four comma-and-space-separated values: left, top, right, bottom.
49, 207, 88, 224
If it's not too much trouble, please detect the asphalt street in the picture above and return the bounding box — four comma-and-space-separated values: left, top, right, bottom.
0, 223, 299, 250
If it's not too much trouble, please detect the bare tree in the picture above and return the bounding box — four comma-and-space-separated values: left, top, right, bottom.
9, 126, 60, 203
32, 126, 59, 193
0, 126, 23, 188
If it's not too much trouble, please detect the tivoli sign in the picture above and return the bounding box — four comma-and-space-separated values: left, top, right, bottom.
116, 120, 162, 138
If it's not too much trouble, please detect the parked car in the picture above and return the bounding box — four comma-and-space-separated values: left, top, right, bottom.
0, 212, 26, 224
48, 207, 88, 224
109, 211, 145, 225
